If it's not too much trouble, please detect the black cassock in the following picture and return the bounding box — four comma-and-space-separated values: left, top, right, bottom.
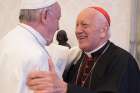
63, 41, 140, 93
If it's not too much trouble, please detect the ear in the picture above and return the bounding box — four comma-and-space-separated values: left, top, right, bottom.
40, 9, 48, 24
100, 26, 108, 38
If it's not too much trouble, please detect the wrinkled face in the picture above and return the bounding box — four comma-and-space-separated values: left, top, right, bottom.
76, 8, 105, 52
45, 2, 61, 45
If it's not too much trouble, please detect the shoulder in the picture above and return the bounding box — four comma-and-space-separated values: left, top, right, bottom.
0, 25, 36, 48
46, 44, 70, 61
46, 43, 69, 54
0, 26, 48, 61
67, 46, 82, 65
107, 42, 138, 70
109, 42, 134, 60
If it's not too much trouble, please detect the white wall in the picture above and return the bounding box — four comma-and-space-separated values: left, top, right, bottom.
0, 0, 132, 51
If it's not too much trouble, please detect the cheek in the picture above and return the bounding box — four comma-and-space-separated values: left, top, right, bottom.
78, 35, 96, 51
47, 14, 59, 30
78, 37, 91, 51
52, 19, 59, 31
79, 42, 93, 52
47, 23, 57, 38
48, 20, 58, 33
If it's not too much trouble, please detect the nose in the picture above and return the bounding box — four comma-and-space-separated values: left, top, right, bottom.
76, 24, 83, 35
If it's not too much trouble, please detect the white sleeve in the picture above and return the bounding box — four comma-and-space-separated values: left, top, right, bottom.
67, 47, 82, 66
18, 53, 49, 93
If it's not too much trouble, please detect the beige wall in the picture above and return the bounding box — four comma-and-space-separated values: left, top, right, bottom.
0, 0, 20, 38
0, 0, 132, 51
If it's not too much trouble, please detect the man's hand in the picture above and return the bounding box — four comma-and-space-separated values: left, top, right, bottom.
27, 58, 67, 93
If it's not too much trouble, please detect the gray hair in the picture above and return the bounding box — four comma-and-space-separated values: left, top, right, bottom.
19, 7, 50, 22
19, 9, 40, 22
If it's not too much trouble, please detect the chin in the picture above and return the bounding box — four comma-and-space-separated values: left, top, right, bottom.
79, 44, 90, 52
46, 42, 51, 46
46, 40, 53, 46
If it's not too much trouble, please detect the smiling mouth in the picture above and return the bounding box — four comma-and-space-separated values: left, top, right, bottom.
78, 36, 88, 40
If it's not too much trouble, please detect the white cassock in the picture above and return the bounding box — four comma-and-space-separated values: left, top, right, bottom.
0, 23, 67, 93
46, 43, 70, 78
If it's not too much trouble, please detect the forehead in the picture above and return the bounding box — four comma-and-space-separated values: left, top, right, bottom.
77, 8, 98, 22
50, 2, 61, 18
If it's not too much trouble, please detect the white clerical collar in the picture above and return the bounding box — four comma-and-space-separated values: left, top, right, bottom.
85, 41, 108, 58
19, 23, 47, 45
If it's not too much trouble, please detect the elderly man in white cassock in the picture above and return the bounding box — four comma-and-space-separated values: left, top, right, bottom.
0, 0, 66, 93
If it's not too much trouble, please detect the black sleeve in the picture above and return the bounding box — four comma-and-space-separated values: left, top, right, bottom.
67, 84, 118, 93
67, 84, 95, 93
63, 64, 74, 82
119, 56, 140, 93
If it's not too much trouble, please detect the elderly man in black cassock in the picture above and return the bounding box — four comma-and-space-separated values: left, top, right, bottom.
27, 6, 140, 93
